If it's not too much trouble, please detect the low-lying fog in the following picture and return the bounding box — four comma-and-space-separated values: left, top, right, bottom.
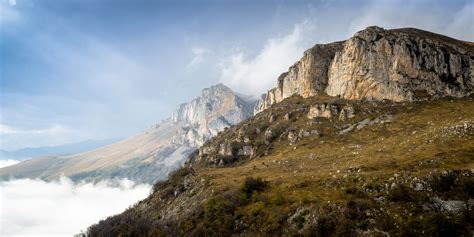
0, 177, 151, 236
0, 160, 20, 168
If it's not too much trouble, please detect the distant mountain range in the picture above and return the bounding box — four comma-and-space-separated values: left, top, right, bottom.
0, 84, 256, 183
0, 138, 121, 161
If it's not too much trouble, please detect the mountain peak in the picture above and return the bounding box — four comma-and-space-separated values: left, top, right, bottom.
207, 83, 230, 90
172, 84, 255, 127
356, 25, 385, 34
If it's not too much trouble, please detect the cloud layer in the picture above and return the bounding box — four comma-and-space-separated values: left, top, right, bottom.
219, 23, 312, 96
0, 160, 19, 168
0, 178, 151, 236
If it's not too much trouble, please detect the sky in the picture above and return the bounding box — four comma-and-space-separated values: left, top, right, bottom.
1, 0, 473, 150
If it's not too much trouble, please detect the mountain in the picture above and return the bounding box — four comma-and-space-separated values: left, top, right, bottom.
255, 26, 473, 113
0, 138, 121, 161
0, 84, 256, 183
85, 26, 474, 236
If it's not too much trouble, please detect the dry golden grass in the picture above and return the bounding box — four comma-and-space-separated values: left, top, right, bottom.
199, 96, 474, 204
86, 95, 474, 236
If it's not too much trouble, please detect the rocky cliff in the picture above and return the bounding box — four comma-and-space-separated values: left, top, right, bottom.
255, 26, 474, 113
172, 84, 255, 145
0, 84, 256, 183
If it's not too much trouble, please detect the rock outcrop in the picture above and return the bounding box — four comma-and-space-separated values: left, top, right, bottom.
255, 26, 474, 114
171, 83, 255, 147
0, 84, 256, 183
254, 42, 345, 113
307, 103, 355, 120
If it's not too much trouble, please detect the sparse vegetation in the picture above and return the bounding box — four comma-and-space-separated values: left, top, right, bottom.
86, 95, 474, 236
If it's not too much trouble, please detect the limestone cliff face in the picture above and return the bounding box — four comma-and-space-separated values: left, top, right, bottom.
254, 42, 344, 113
326, 26, 473, 101
255, 26, 474, 114
172, 83, 255, 146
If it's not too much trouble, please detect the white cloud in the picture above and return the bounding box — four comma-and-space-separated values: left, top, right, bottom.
188, 47, 210, 68
347, 0, 474, 41
0, 123, 79, 150
0, 124, 17, 134
0, 160, 19, 168
0, 0, 20, 25
0, 123, 68, 136
0, 29, 172, 150
446, 3, 474, 41
219, 22, 314, 96
0, 178, 151, 236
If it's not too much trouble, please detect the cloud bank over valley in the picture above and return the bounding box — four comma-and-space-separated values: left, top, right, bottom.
0, 178, 151, 236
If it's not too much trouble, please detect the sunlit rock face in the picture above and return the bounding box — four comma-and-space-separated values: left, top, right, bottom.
0, 84, 256, 183
255, 26, 473, 114
254, 42, 344, 113
172, 83, 255, 146
326, 26, 473, 101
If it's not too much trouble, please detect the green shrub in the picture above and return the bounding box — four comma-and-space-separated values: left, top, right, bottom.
400, 213, 468, 237
343, 198, 371, 220
313, 215, 337, 237
429, 171, 458, 193
423, 213, 465, 237
387, 184, 415, 202
152, 166, 193, 194
292, 209, 309, 229
454, 173, 474, 200
343, 186, 367, 198
241, 177, 267, 194
269, 193, 285, 206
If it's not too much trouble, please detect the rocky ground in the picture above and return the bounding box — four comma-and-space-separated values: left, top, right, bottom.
84, 95, 474, 236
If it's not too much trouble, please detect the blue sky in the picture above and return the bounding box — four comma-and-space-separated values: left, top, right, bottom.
1, 0, 473, 150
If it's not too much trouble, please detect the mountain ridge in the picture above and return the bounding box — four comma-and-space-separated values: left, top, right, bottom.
255, 26, 473, 114
0, 138, 121, 161
0, 84, 256, 183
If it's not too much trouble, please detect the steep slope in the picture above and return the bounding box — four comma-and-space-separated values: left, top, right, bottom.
0, 84, 256, 183
85, 26, 474, 236
87, 95, 474, 237
255, 26, 473, 113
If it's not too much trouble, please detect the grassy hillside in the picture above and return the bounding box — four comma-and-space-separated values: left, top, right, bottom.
85, 95, 474, 236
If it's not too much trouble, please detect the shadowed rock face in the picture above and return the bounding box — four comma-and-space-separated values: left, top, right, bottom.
0, 84, 256, 183
255, 26, 474, 114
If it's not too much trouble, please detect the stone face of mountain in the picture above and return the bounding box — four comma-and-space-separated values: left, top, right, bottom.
255, 26, 474, 114
172, 84, 255, 146
0, 84, 256, 183
254, 41, 345, 113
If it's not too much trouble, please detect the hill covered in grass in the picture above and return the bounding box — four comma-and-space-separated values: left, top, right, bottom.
86, 95, 473, 236
85, 26, 473, 236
